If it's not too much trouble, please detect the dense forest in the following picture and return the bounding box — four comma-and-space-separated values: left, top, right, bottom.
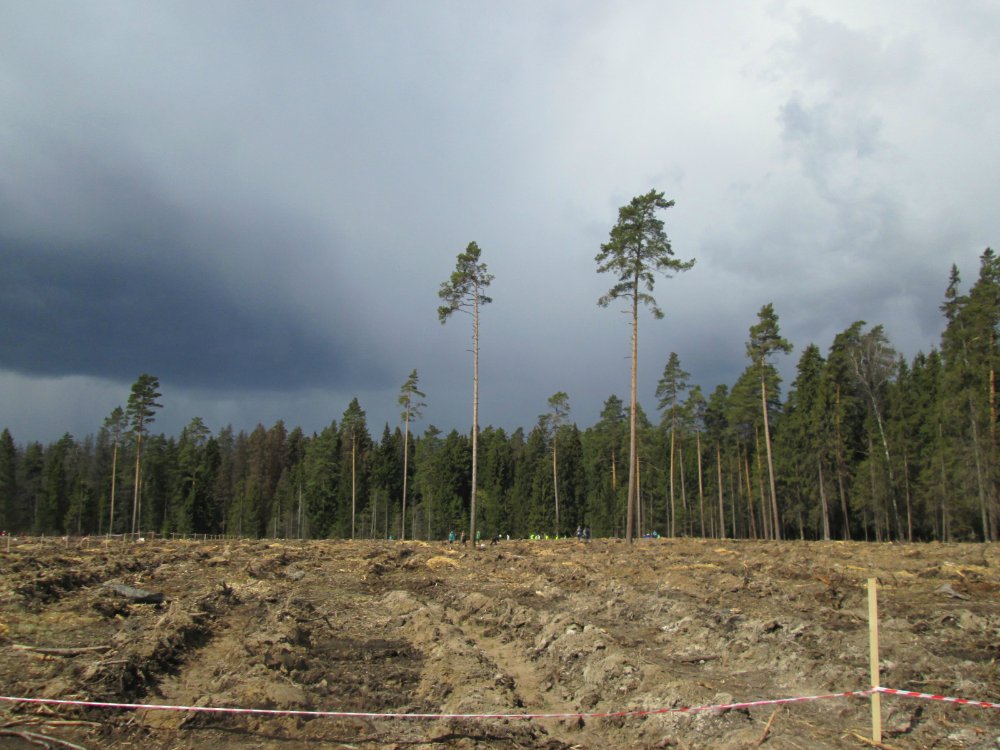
1, 249, 999, 544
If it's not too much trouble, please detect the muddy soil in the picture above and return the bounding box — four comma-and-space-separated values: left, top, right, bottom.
0, 537, 998, 749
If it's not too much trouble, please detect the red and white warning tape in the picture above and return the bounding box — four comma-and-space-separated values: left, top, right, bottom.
2, 687, 996, 721
0, 691, 871, 720
877, 687, 1000, 711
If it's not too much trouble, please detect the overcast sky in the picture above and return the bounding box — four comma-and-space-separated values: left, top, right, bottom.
2, 1, 998, 444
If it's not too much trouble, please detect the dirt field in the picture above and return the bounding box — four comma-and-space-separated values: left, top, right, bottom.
0, 537, 997, 749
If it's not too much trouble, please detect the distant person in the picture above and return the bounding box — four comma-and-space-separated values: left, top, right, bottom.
460, 530, 467, 546
448, 530, 456, 544
576, 525, 583, 541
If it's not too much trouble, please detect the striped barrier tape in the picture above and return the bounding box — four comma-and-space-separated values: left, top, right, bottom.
0, 690, 871, 720
3, 688, 998, 721
877, 687, 1000, 710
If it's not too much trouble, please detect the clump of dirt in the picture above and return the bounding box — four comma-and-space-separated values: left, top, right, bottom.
1, 537, 998, 749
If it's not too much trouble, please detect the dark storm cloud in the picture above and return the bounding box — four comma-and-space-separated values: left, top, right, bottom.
1, 1, 997, 444
1, 238, 380, 389
0, 141, 388, 391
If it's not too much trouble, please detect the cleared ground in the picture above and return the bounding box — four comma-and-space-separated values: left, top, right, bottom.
0, 537, 998, 749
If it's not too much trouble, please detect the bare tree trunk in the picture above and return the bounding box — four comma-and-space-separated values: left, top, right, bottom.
834, 386, 852, 540
901, 448, 913, 542
470, 290, 481, 545
552, 436, 560, 534
969, 400, 990, 541
610, 448, 618, 535
938, 422, 951, 542
626, 293, 638, 544
754, 427, 769, 538
611, 448, 617, 491
351, 435, 357, 540
870, 404, 901, 539
868, 437, 882, 543
636, 455, 643, 536
679, 443, 688, 535
817, 458, 831, 541
742, 445, 756, 540
668, 426, 676, 537
131, 433, 143, 537
717, 442, 725, 539
108, 440, 118, 537
696, 431, 705, 537
991, 366, 999, 541
402, 415, 410, 540
760, 376, 781, 540
730, 451, 739, 538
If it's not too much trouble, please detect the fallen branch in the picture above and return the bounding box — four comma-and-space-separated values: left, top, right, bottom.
12, 644, 111, 657
755, 708, 779, 746
0, 728, 89, 750
2, 719, 101, 729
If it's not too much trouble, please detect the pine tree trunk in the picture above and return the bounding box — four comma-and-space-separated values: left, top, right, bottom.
108, 440, 118, 537
351, 435, 357, 540
131, 433, 143, 537
817, 457, 830, 541
938, 422, 950, 542
626, 292, 638, 544
754, 427, 769, 538
834, 386, 852, 540
968, 400, 990, 541
760, 375, 781, 540
870, 403, 901, 539
868, 438, 881, 543
470, 289, 480, 545
901, 448, 913, 542
679, 443, 688, 535
716, 442, 725, 539
696, 431, 705, 537
668, 426, 676, 537
730, 451, 739, 537
402, 416, 409, 541
552, 436, 560, 534
742, 445, 756, 540
636, 454, 643, 536
991, 367, 999, 541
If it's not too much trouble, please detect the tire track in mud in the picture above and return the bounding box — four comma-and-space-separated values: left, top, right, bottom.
378, 588, 557, 747
384, 583, 635, 749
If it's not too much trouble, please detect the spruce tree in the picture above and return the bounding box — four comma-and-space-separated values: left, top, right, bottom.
340, 398, 369, 539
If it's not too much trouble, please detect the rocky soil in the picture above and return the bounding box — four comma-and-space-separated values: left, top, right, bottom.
0, 537, 998, 749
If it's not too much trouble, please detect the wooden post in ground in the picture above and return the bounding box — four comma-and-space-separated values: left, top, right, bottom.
868, 577, 882, 743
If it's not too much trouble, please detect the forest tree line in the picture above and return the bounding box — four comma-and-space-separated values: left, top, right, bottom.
1, 248, 999, 543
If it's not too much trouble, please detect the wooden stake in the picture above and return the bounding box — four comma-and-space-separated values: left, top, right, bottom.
868, 577, 882, 743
